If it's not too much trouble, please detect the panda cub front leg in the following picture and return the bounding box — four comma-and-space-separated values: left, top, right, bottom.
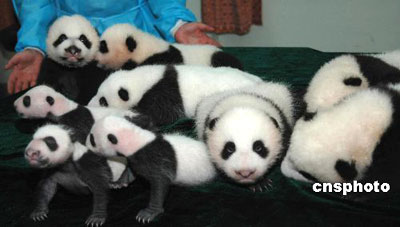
248, 175, 273, 192
136, 177, 171, 223
30, 175, 58, 221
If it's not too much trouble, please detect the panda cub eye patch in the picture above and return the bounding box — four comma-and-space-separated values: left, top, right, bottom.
99, 97, 108, 107
221, 141, 236, 160
253, 140, 268, 158
99, 40, 108, 53
46, 96, 54, 106
208, 118, 218, 130
79, 34, 92, 49
43, 136, 58, 151
126, 36, 137, 52
53, 34, 68, 47
107, 134, 118, 145
343, 77, 362, 86
118, 88, 129, 101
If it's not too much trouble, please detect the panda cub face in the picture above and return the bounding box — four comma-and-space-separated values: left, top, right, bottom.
87, 115, 155, 158
25, 125, 73, 168
305, 55, 369, 113
206, 108, 283, 184
46, 15, 99, 67
96, 24, 139, 70
14, 85, 77, 118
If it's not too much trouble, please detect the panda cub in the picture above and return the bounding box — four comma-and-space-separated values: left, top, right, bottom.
87, 115, 216, 223
39, 15, 109, 104
95, 23, 242, 70
304, 50, 400, 115
281, 85, 400, 195
14, 85, 152, 143
25, 124, 129, 226
88, 65, 262, 125
195, 83, 295, 190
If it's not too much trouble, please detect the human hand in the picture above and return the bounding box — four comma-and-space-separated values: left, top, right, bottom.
175, 22, 221, 47
5, 49, 44, 94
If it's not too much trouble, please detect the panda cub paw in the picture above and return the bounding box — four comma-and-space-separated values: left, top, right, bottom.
85, 213, 106, 227
30, 208, 49, 221
136, 207, 164, 223
248, 177, 273, 192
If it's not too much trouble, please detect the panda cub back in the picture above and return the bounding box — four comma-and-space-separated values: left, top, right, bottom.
195, 82, 294, 184
304, 50, 400, 113
282, 85, 400, 185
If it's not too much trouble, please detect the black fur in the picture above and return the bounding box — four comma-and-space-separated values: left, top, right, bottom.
298, 170, 320, 183
126, 36, 137, 52
134, 65, 184, 126
90, 133, 96, 147
79, 34, 92, 49
37, 58, 110, 105
99, 97, 108, 107
23, 95, 31, 107
30, 150, 111, 226
208, 118, 218, 130
335, 159, 358, 181
253, 140, 268, 158
355, 55, 400, 85
343, 77, 362, 86
121, 60, 138, 70
46, 96, 55, 106
53, 34, 67, 47
126, 135, 177, 221
221, 141, 236, 160
99, 40, 108, 54
269, 116, 280, 129
118, 88, 129, 101
303, 112, 316, 121
43, 136, 58, 152
56, 105, 95, 144
140, 45, 184, 66
211, 51, 243, 70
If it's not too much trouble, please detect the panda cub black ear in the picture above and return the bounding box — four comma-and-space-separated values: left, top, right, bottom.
124, 114, 156, 131
118, 88, 129, 101
343, 77, 362, 86
99, 40, 108, 53
208, 118, 219, 130
126, 36, 137, 52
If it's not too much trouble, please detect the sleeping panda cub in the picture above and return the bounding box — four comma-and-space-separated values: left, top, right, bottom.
13, 85, 152, 142
95, 23, 242, 70
87, 115, 216, 223
281, 85, 400, 196
25, 124, 130, 226
88, 65, 262, 125
39, 14, 109, 104
304, 50, 400, 115
195, 83, 295, 191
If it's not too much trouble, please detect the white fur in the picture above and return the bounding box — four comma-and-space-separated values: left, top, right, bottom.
89, 65, 262, 118
106, 156, 129, 182
95, 24, 222, 70
46, 15, 99, 67
195, 83, 294, 184
282, 88, 394, 183
304, 50, 400, 113
164, 134, 216, 185
72, 142, 88, 161
88, 115, 216, 185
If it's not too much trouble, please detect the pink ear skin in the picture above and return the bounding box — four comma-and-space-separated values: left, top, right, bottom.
113, 129, 145, 157
51, 96, 76, 116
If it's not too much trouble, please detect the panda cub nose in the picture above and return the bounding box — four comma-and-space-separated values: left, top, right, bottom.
65, 46, 81, 55
235, 169, 256, 178
26, 149, 40, 159
23, 96, 31, 107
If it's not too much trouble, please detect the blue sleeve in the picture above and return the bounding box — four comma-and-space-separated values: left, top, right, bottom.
12, 0, 56, 53
147, 0, 196, 42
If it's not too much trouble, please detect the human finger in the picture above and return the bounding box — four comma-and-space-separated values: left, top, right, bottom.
7, 72, 17, 94
5, 54, 23, 70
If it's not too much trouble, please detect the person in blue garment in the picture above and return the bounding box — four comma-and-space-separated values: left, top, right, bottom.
5, 0, 221, 94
